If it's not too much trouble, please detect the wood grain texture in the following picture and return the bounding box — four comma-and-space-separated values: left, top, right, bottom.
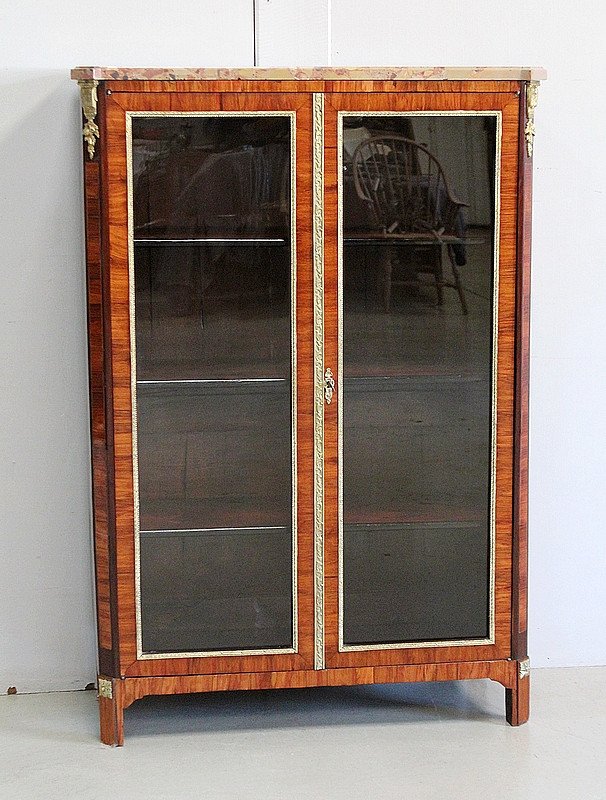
83, 89, 121, 675
120, 658, 518, 709
98, 676, 124, 746
512, 82, 533, 660
105, 79, 521, 96
98, 658, 524, 743
505, 666, 530, 726
85, 79, 534, 743
323, 80, 521, 95
104, 89, 316, 677
322, 91, 520, 670
84, 160, 112, 652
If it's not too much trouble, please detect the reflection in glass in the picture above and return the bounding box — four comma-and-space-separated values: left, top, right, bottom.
341, 114, 498, 646
131, 115, 294, 654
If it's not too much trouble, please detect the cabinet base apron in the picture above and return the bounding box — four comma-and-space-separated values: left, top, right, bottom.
98, 658, 530, 745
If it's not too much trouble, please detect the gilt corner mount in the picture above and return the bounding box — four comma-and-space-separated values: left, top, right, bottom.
78, 79, 99, 160
525, 81, 539, 158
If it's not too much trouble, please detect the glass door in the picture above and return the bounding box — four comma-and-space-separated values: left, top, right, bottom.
323, 93, 519, 667
131, 111, 295, 656
107, 92, 315, 673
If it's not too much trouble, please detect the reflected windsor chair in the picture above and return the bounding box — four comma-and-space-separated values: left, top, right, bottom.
352, 135, 469, 313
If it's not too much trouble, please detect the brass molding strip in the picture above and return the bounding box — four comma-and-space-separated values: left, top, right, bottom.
312, 93, 325, 670
525, 81, 539, 158
78, 79, 99, 160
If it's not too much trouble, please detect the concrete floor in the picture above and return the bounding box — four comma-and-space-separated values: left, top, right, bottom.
1, 667, 605, 799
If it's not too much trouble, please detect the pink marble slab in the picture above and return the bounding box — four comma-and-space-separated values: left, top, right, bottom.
71, 66, 546, 82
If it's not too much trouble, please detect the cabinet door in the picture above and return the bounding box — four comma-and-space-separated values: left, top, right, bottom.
104, 90, 315, 676
322, 91, 520, 669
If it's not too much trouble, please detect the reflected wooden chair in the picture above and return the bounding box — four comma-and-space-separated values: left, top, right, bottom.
352, 135, 469, 313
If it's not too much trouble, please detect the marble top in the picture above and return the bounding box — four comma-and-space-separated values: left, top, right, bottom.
71, 66, 546, 82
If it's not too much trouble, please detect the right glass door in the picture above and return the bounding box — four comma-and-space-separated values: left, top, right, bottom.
324, 94, 518, 665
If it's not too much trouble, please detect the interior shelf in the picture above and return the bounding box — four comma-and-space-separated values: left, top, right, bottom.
344, 510, 485, 526
137, 377, 287, 387
135, 237, 288, 247
140, 525, 289, 537
134, 370, 485, 386
138, 499, 292, 533
136, 377, 290, 398
136, 374, 485, 389
343, 372, 489, 387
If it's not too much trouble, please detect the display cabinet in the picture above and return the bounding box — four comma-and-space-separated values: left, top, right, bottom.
72, 66, 545, 745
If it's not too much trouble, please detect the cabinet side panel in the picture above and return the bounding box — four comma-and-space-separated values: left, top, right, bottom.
83, 89, 119, 674
512, 83, 533, 659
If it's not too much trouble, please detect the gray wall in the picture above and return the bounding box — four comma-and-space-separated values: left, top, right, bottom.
1, 1, 604, 693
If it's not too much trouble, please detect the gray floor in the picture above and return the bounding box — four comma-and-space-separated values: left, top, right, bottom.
1, 667, 605, 799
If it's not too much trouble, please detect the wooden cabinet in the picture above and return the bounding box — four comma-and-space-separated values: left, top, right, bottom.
72, 67, 544, 745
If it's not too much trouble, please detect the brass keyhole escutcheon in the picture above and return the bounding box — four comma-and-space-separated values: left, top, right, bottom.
324, 368, 335, 405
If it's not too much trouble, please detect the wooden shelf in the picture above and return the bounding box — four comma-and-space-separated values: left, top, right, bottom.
135, 237, 288, 247
136, 377, 290, 399
139, 499, 292, 533
141, 525, 289, 537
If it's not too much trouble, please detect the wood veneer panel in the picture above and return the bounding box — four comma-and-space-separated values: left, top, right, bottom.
83, 87, 121, 675
104, 92, 138, 676
323, 91, 520, 670
512, 82, 533, 659
98, 677, 124, 746
84, 160, 112, 653
106, 80, 520, 95
323, 94, 339, 671
324, 80, 520, 95
506, 669, 530, 726
120, 658, 518, 708
104, 90, 315, 677
108, 80, 325, 94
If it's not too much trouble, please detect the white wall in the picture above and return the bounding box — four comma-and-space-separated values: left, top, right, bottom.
1, 1, 604, 693
0, 0, 254, 694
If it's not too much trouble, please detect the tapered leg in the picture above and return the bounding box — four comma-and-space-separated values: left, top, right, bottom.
447, 248, 468, 314
450, 263, 468, 315
380, 248, 393, 312
98, 676, 124, 746
505, 664, 530, 726
434, 252, 444, 305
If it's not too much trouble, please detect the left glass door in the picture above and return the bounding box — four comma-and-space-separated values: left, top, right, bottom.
129, 109, 297, 657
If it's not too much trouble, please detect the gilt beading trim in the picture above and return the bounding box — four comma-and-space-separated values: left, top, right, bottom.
312, 93, 325, 670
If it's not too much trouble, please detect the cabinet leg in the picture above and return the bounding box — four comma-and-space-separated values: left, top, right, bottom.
380, 249, 393, 312
98, 676, 124, 746
434, 253, 444, 305
505, 662, 530, 726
